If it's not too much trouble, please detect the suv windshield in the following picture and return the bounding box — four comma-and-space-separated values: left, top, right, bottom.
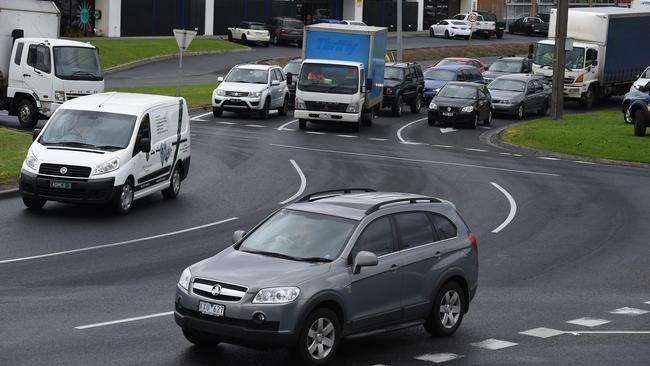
225, 68, 268, 84
424, 69, 456, 81
384, 67, 404, 80
238, 209, 357, 261
39, 110, 136, 150
438, 84, 477, 99
488, 79, 526, 92
489, 60, 522, 73
298, 64, 359, 94
534, 43, 585, 69
53, 47, 103, 81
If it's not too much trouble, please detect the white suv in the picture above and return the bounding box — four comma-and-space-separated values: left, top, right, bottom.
212, 64, 289, 119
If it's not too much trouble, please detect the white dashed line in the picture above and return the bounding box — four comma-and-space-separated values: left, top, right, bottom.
217, 121, 236, 125
432, 144, 453, 148
520, 327, 565, 338
192, 118, 208, 122
574, 160, 596, 165
403, 141, 425, 145
368, 138, 389, 141
567, 331, 650, 335
490, 182, 517, 233
415, 353, 464, 363
191, 111, 213, 120
397, 118, 427, 143
610, 307, 649, 316
306, 131, 326, 135
538, 157, 561, 161
245, 124, 265, 128
512, 153, 523, 157
566, 318, 611, 327
499, 152, 515, 156
277, 119, 298, 131
471, 339, 518, 350
76, 311, 173, 330
279, 160, 307, 205
282, 128, 297, 132
336, 134, 358, 138
465, 148, 488, 152
645, 301, 650, 305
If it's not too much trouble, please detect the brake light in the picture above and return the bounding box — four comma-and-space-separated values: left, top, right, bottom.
469, 234, 478, 251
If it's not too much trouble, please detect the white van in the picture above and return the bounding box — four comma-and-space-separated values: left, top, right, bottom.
19, 92, 191, 214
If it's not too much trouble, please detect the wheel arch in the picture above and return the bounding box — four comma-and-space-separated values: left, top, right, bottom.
430, 268, 471, 314
10, 92, 39, 115
295, 291, 347, 334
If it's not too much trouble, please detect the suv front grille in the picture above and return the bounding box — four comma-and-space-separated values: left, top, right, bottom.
225, 91, 249, 97
192, 278, 248, 302
304, 101, 348, 113
39, 163, 91, 178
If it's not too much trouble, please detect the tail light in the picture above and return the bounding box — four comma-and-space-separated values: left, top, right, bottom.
469, 234, 478, 252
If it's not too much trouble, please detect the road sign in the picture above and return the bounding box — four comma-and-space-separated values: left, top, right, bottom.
173, 29, 197, 51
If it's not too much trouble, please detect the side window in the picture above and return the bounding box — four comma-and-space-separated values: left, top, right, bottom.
27, 45, 51, 73
133, 115, 151, 156
456, 71, 465, 81
586, 49, 598, 66
404, 68, 412, 80
473, 70, 482, 80
14, 43, 24, 65
271, 69, 280, 82
429, 214, 457, 240
478, 89, 487, 99
532, 80, 542, 92
277, 69, 285, 81
527, 81, 536, 93
351, 217, 394, 259
394, 212, 436, 250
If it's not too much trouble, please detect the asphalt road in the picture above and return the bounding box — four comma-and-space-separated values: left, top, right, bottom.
1, 100, 649, 366
106, 33, 536, 88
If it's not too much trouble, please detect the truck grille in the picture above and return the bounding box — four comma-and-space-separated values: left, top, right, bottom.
564, 77, 574, 85
39, 163, 91, 178
192, 278, 248, 302
304, 101, 348, 113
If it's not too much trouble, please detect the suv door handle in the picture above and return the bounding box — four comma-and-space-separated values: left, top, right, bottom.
433, 251, 443, 259
390, 264, 399, 271
23, 74, 31, 77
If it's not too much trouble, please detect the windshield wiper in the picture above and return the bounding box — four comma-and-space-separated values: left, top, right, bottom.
94, 145, 124, 150
44, 141, 98, 149
296, 257, 333, 263
71, 71, 100, 79
242, 250, 301, 261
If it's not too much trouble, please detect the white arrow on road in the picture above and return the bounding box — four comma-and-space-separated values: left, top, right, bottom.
439, 127, 457, 134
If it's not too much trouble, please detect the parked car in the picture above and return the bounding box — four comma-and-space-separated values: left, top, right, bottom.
476, 10, 505, 39
283, 59, 303, 109
340, 20, 367, 26
428, 82, 493, 128
435, 57, 487, 74
423, 65, 484, 103
174, 189, 478, 366
451, 13, 496, 38
382, 62, 425, 116
488, 74, 551, 119
482, 56, 533, 83
227, 21, 270, 46
429, 19, 471, 39
631, 66, 650, 91
266, 17, 305, 46
212, 64, 289, 119
508, 17, 549, 36
622, 81, 650, 136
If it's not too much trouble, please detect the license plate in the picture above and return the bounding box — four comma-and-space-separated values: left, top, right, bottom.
50, 181, 71, 189
320, 114, 332, 119
198, 301, 225, 317
229, 98, 240, 102
442, 112, 454, 117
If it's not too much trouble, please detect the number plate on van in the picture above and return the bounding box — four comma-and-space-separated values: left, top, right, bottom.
198, 301, 225, 317
50, 181, 71, 189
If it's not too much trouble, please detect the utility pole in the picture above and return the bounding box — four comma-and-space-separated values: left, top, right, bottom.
551, 0, 568, 120
397, 0, 403, 62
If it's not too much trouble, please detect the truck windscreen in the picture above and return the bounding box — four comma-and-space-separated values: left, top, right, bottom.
39, 110, 136, 150
534, 43, 585, 69
298, 64, 359, 95
53, 47, 103, 81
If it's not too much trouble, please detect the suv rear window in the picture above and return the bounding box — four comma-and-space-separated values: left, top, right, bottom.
394, 212, 436, 250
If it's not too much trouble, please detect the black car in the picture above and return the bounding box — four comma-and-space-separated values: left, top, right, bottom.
382, 62, 425, 116
283, 59, 303, 109
508, 17, 549, 36
476, 11, 505, 39
428, 82, 492, 129
266, 17, 305, 46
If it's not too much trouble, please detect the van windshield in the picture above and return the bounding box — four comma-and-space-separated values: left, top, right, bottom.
53, 47, 103, 81
39, 110, 136, 150
298, 64, 359, 94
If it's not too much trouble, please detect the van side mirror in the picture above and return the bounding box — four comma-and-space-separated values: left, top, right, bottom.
591, 60, 598, 67
232, 230, 246, 244
352, 251, 378, 275
217, 76, 224, 83
139, 138, 151, 153
286, 73, 293, 85
32, 128, 41, 141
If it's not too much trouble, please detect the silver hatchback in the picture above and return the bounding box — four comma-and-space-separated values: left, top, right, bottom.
174, 189, 479, 365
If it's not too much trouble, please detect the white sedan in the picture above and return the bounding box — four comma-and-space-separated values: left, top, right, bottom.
429, 19, 472, 40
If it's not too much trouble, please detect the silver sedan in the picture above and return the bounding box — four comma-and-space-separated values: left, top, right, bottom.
488, 74, 551, 119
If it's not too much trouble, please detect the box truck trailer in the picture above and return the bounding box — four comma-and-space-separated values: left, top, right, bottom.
0, 0, 104, 128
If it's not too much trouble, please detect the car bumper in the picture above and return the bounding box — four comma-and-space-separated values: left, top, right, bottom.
213, 96, 263, 111
279, 34, 303, 43
294, 109, 360, 123
39, 101, 63, 117
19, 169, 118, 203
244, 34, 270, 42
491, 103, 518, 114
428, 110, 475, 125
563, 86, 584, 99
450, 29, 471, 37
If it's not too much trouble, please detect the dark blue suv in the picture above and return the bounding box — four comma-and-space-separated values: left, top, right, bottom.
423, 65, 484, 104
622, 81, 650, 136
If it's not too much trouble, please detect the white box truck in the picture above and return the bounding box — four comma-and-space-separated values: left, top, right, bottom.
0, 0, 104, 128
532, 7, 650, 108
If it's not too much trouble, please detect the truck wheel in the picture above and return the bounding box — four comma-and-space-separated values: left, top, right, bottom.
392, 95, 403, 117
17, 99, 39, 129
162, 165, 182, 199
23, 196, 46, 210
272, 35, 280, 46
227, 31, 233, 42
361, 108, 373, 126
212, 107, 222, 118
410, 93, 422, 114
424, 281, 466, 337
241, 34, 248, 44
634, 110, 647, 137
259, 98, 270, 120
278, 96, 289, 116
580, 86, 596, 109
299, 119, 307, 130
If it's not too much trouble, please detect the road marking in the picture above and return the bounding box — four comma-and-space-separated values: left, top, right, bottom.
271, 144, 561, 177
520, 327, 565, 338
368, 138, 389, 141
645, 301, 650, 305
480, 126, 491, 130
465, 148, 488, 152
567, 331, 650, 335
336, 134, 357, 138
566, 318, 611, 327
490, 182, 517, 233
439, 127, 457, 134
279, 160, 307, 205
414, 353, 464, 363
217, 121, 236, 125
192, 118, 208, 122
245, 124, 265, 128
471, 339, 518, 350
397, 118, 427, 143
75, 311, 173, 330
538, 157, 561, 161
191, 111, 213, 120
432, 144, 453, 148
499, 152, 515, 156
403, 141, 425, 145
574, 160, 596, 165
610, 307, 649, 316
0, 218, 239, 264
306, 131, 326, 135
277, 119, 298, 131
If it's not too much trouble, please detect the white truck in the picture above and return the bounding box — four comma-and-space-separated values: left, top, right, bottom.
451, 13, 496, 39
0, 0, 104, 128
532, 7, 650, 108
227, 21, 270, 46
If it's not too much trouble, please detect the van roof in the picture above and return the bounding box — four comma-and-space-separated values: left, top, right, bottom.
16, 38, 97, 49
60, 92, 183, 116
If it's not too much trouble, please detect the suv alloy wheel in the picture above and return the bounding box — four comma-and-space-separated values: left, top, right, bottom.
424, 282, 465, 336
294, 308, 341, 365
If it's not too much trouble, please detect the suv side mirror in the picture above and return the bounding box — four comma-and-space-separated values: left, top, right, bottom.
352, 251, 378, 274
232, 230, 246, 244
271, 80, 280, 86
217, 76, 224, 83
286, 72, 293, 85
139, 137, 151, 153
32, 128, 41, 141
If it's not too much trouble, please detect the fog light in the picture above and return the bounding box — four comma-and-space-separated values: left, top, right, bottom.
253, 312, 266, 323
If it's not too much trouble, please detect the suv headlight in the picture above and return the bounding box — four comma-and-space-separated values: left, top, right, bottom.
461, 106, 474, 113
178, 267, 191, 291
216, 89, 226, 96
250, 91, 262, 98
55, 91, 66, 102
346, 104, 358, 113
93, 157, 119, 175
253, 287, 300, 304
25, 151, 39, 170
295, 98, 306, 110
429, 102, 438, 110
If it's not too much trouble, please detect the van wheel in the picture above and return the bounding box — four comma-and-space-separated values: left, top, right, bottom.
278, 96, 289, 116
162, 165, 182, 199
182, 328, 221, 347
299, 119, 307, 130
212, 107, 223, 118
424, 282, 465, 337
23, 196, 46, 210
114, 179, 134, 214
18, 99, 39, 129
293, 308, 341, 366
634, 109, 647, 137
259, 98, 270, 120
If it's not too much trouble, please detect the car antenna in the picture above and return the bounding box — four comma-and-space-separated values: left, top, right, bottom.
97, 92, 118, 109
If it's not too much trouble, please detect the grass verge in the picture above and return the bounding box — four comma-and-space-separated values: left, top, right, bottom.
108, 84, 216, 110
0, 128, 31, 185
501, 111, 650, 164
89, 38, 246, 69
399, 43, 530, 62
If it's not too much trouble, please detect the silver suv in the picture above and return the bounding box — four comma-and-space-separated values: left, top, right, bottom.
174, 189, 479, 365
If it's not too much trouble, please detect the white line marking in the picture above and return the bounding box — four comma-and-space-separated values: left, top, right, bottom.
368, 138, 389, 141
432, 144, 453, 148
439, 127, 457, 134
566, 318, 611, 327
471, 339, 518, 350
336, 134, 357, 138
192, 118, 208, 122
217, 121, 236, 125
574, 160, 596, 165
191, 111, 213, 120
465, 148, 488, 152
520, 327, 565, 338
306, 131, 326, 135
397, 118, 427, 143
499, 152, 514, 156
490, 182, 517, 233
538, 157, 561, 161
512, 153, 523, 157
245, 124, 265, 128
567, 331, 650, 335
403, 141, 425, 145
277, 119, 298, 131
279, 160, 306, 205
415, 353, 464, 363
271, 144, 560, 177
610, 307, 649, 316
75, 311, 173, 330
0, 218, 239, 264
282, 128, 297, 132
645, 301, 650, 305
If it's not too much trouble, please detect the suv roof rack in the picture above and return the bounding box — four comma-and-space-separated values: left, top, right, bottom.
365, 197, 441, 215
297, 188, 376, 203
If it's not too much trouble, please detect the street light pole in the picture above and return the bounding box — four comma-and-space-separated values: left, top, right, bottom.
397, 0, 403, 62
551, 0, 568, 120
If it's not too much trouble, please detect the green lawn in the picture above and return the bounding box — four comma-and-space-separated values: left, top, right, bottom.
89, 38, 246, 69
108, 83, 216, 110
400, 43, 530, 63
0, 128, 31, 185
501, 111, 650, 164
